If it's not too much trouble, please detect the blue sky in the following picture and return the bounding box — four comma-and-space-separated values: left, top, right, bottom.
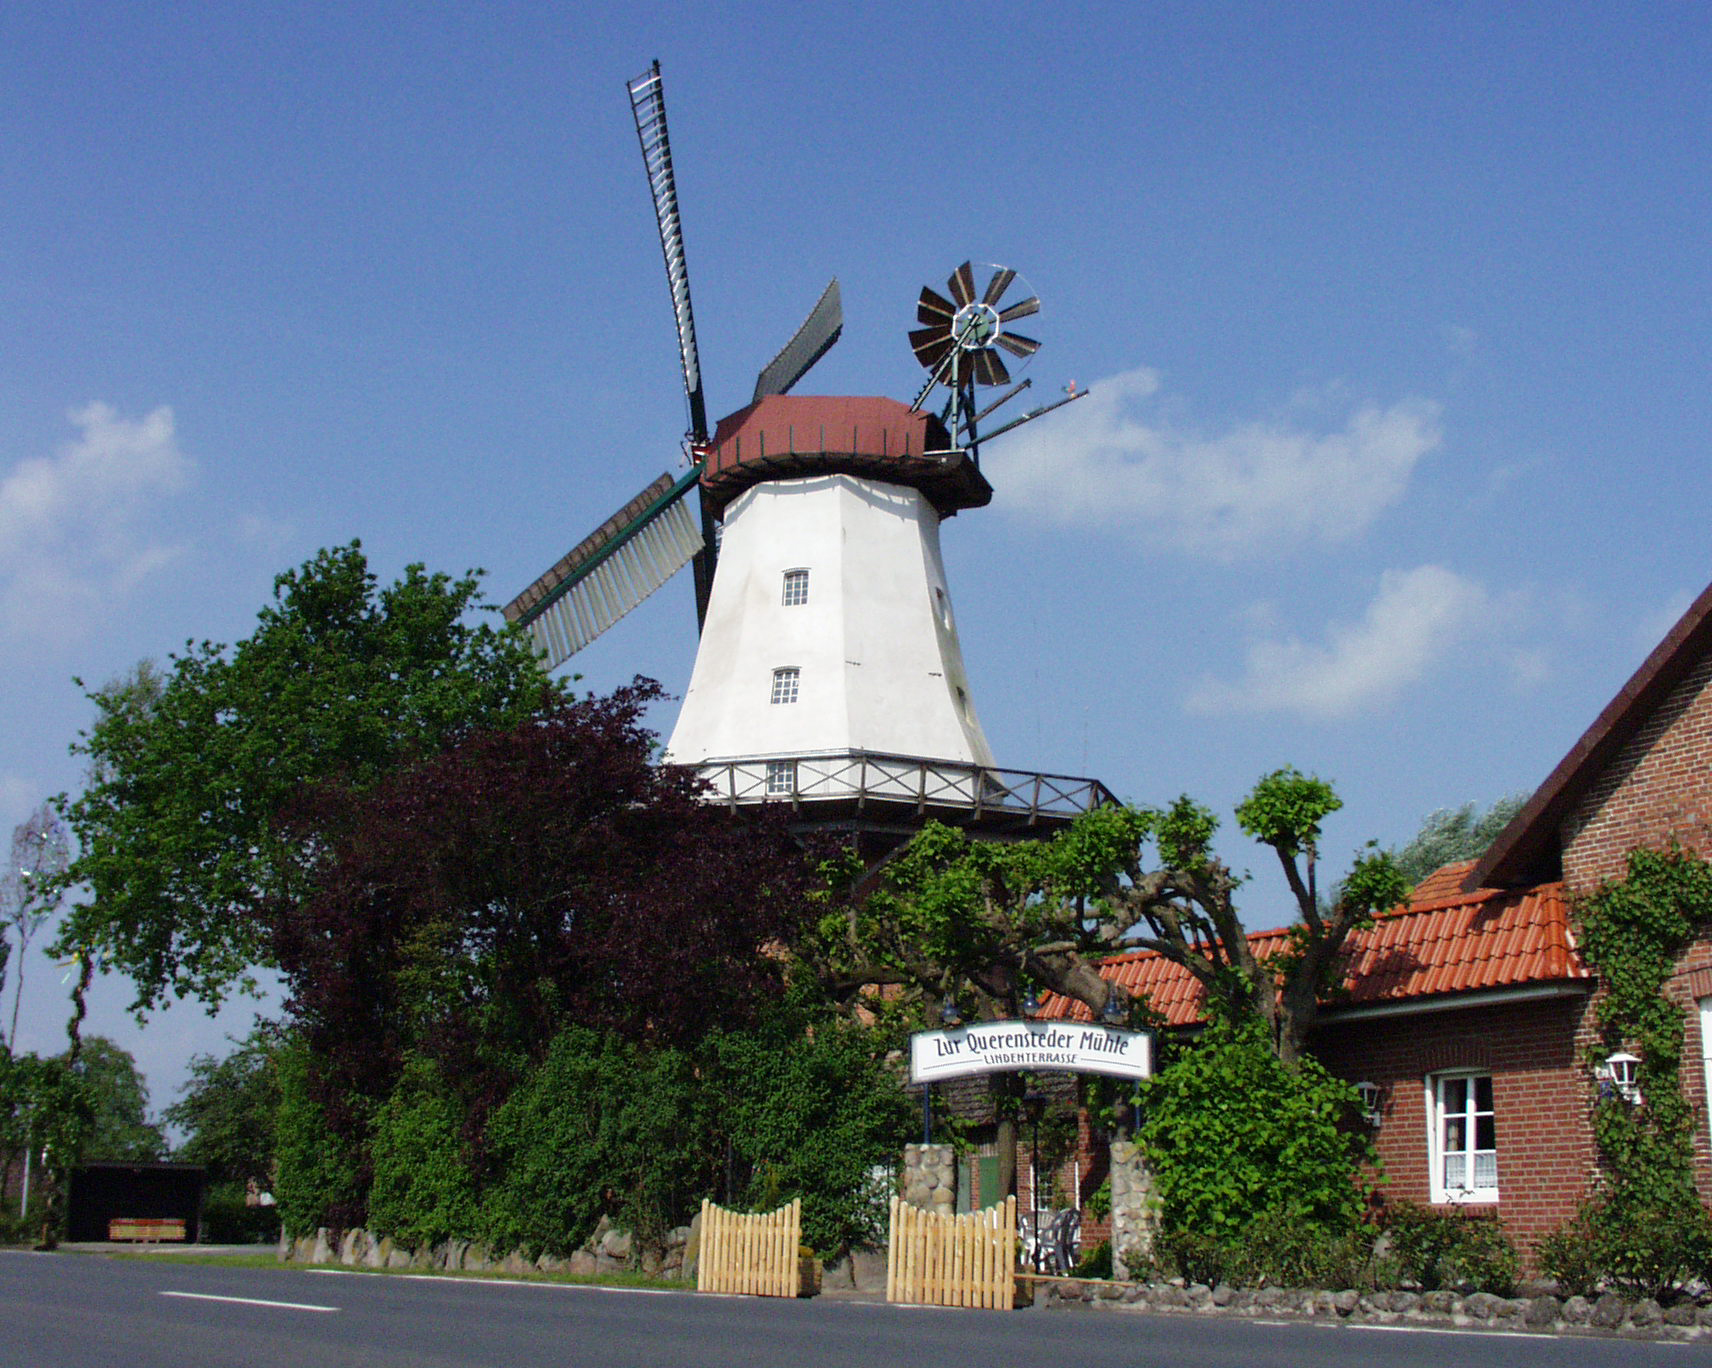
3, 2, 1708, 1119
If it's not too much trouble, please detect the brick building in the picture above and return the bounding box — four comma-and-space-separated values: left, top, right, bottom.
1042, 577, 1712, 1258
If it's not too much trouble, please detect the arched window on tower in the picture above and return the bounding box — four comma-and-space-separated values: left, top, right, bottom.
770, 667, 800, 705
782, 568, 810, 606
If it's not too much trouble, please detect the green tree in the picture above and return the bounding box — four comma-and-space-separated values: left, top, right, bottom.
68, 1036, 165, 1162
804, 768, 1405, 1196
163, 1025, 280, 1189
56, 543, 556, 1011
0, 1049, 92, 1243
1390, 795, 1526, 889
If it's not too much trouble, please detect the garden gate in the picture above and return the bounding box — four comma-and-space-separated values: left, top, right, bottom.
696, 1198, 804, 1297
886, 1194, 1018, 1309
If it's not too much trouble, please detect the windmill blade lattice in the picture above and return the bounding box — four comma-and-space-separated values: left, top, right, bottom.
504, 470, 703, 670
910, 261, 1040, 389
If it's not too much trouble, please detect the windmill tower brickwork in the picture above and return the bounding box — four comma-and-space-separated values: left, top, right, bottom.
505, 64, 1112, 857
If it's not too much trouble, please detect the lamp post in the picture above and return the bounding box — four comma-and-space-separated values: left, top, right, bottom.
1022, 1090, 1048, 1272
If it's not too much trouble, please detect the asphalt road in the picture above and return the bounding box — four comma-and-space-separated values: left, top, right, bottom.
5, 1251, 1710, 1368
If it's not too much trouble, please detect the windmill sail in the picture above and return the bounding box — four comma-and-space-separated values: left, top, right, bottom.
753, 279, 844, 402
628, 63, 705, 438
504, 469, 703, 670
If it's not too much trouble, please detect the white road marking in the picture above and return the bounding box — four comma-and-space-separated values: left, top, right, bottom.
160, 1291, 338, 1313
1350, 1323, 1608, 1341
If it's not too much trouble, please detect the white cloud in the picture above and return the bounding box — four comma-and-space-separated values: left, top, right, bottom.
0, 403, 192, 644
1187, 565, 1496, 720
984, 367, 1440, 558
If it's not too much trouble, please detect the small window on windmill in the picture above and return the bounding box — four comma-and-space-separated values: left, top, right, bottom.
956, 686, 972, 723
934, 586, 952, 630
765, 759, 796, 795
782, 569, 810, 606
770, 667, 800, 705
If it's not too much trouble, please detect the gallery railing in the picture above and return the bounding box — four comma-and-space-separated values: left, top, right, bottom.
689, 751, 1116, 825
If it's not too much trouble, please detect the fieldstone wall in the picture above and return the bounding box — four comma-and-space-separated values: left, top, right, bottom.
1033, 1277, 1712, 1341
278, 1215, 691, 1280
1107, 1139, 1156, 1270
899, 1142, 956, 1216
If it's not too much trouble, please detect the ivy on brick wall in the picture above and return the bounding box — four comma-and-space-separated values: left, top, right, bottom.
1564, 842, 1712, 1295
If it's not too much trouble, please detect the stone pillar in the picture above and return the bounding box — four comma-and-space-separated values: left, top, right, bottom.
1108, 1139, 1157, 1275
900, 1142, 956, 1217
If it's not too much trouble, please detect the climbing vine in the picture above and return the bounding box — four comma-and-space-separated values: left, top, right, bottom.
1565, 842, 1712, 1296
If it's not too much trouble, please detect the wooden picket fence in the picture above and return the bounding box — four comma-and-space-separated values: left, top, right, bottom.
886, 1195, 1018, 1310
697, 1197, 803, 1297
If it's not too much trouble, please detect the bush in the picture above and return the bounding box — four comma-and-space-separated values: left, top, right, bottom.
1240, 1209, 1378, 1288
1072, 1239, 1112, 1279
365, 1060, 478, 1250
1139, 1021, 1374, 1240
1536, 1197, 1712, 1302
1535, 1209, 1604, 1299
1130, 1215, 1380, 1289
271, 1041, 364, 1237
480, 1029, 718, 1258
199, 1182, 281, 1244
1146, 1229, 1231, 1286
1382, 1202, 1518, 1294
708, 1005, 913, 1257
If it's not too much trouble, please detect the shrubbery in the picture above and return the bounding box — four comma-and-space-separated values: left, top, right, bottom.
1537, 1197, 1712, 1302
1382, 1202, 1517, 1295
1139, 1021, 1374, 1239
1123, 1205, 1521, 1294
199, 1182, 281, 1244
479, 1030, 715, 1257
366, 1059, 480, 1250
1131, 1217, 1379, 1290
276, 1002, 913, 1264
271, 1042, 364, 1237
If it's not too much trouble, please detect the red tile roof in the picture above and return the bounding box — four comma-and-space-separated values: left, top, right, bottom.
1046, 870, 1586, 1028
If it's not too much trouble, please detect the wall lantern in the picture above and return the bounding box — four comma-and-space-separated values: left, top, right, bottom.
940, 997, 963, 1027
1355, 1081, 1385, 1129
1599, 1050, 1642, 1104
1021, 987, 1043, 1018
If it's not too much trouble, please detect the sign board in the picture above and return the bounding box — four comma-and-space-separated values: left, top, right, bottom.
909, 1019, 1154, 1084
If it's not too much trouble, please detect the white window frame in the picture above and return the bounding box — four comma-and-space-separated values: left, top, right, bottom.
769, 667, 800, 705
1699, 997, 1712, 1148
765, 759, 796, 795
781, 568, 810, 607
1426, 1070, 1499, 1204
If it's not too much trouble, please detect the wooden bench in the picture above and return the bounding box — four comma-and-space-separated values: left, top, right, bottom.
108, 1217, 187, 1242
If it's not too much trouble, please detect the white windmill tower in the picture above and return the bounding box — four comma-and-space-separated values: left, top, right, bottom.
505, 64, 1111, 855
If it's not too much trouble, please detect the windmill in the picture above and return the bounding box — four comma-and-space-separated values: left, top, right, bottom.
505, 62, 1110, 847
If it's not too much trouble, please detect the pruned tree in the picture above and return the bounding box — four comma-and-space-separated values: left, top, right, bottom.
56, 543, 558, 1012
802, 767, 1407, 1194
